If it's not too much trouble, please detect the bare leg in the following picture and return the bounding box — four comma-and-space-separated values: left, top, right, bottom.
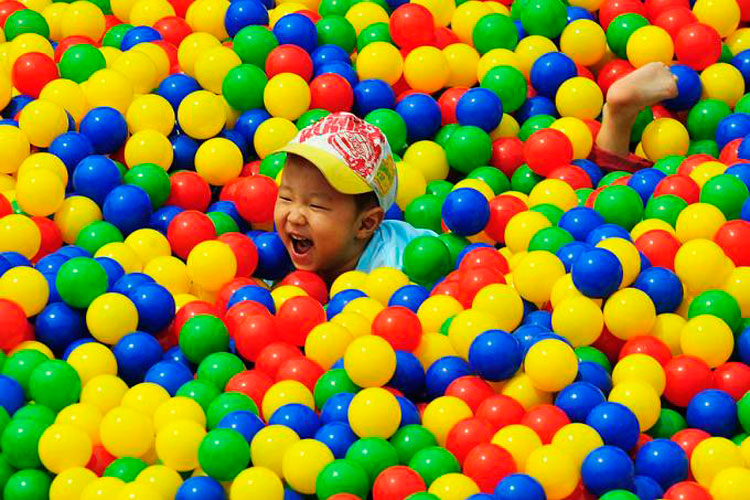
596, 62, 679, 157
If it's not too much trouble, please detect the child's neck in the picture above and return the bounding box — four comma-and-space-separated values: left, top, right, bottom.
320, 234, 375, 287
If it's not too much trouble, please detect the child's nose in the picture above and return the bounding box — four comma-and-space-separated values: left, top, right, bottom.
288, 207, 306, 225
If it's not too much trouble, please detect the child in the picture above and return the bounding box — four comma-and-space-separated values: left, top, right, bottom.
273, 62, 677, 284
274, 112, 436, 284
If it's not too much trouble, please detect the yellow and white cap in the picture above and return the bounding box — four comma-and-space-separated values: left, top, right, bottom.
279, 112, 398, 210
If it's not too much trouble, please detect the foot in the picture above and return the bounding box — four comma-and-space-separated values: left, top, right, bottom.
605, 62, 679, 118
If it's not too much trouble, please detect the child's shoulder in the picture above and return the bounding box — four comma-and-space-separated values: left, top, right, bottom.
356, 220, 437, 273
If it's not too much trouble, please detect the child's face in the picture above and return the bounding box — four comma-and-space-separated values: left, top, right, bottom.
274, 156, 382, 282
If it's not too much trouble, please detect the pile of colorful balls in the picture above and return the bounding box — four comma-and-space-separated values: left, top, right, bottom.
2, 0, 750, 498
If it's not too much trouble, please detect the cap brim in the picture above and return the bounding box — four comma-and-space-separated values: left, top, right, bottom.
279, 143, 373, 196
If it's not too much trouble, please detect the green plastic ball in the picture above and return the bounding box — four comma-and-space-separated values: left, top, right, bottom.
296, 109, 330, 129
179, 315, 230, 365
365, 109, 407, 153
600, 491, 639, 500
653, 155, 684, 175
124, 163, 171, 209
528, 226, 574, 253
345, 437, 399, 485
606, 13, 649, 59
481, 65, 527, 113
356, 22, 390, 51
518, 114, 555, 141
402, 236, 452, 285
687, 99, 732, 141
55, 257, 109, 309
434, 124, 459, 148
520, 0, 566, 38
103, 457, 148, 482
735, 93, 750, 114
233, 26, 279, 68
644, 194, 687, 227
593, 185, 644, 230
12, 405, 55, 429
738, 391, 750, 433
74, 221, 124, 255
176, 380, 221, 413
700, 173, 749, 220
3, 469, 51, 500
472, 13, 518, 54
647, 408, 687, 439
530, 203, 564, 225
1, 419, 45, 469
426, 180, 454, 199
688, 289, 742, 334
319, 0, 352, 16
4, 10, 49, 41
389, 424, 438, 465
196, 352, 245, 392
576, 188, 593, 206
101, 24, 133, 49
313, 369, 359, 410
207, 212, 240, 235
317, 15, 357, 52
206, 392, 258, 429
630, 106, 653, 144
574, 346, 612, 372
198, 428, 250, 481
598, 171, 631, 187
59, 44, 107, 84
405, 194, 443, 234
315, 459, 370, 499
445, 126, 492, 174
511, 164, 542, 194
259, 152, 288, 178
437, 232, 470, 267
1, 350, 48, 393
0, 454, 12, 494
408, 446, 460, 487
28, 360, 81, 412
222, 64, 267, 112
466, 166, 510, 195
687, 139, 719, 158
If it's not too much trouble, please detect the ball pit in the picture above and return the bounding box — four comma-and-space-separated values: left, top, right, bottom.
1, 0, 750, 499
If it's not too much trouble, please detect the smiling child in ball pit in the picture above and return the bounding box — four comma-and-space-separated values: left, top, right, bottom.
273, 62, 678, 285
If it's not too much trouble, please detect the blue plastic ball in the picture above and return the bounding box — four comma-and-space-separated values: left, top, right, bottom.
234, 109, 271, 147
353, 79, 396, 116
253, 231, 293, 281
731, 49, 750, 89
523, 310, 552, 330
627, 168, 667, 204
0, 374, 26, 415
738, 327, 750, 364
225, 0, 269, 37
581, 445, 636, 496
320, 392, 354, 424
175, 476, 226, 500
314, 421, 358, 458
586, 402, 640, 450
425, 356, 472, 399
63, 338, 95, 360
163, 346, 193, 369
556, 241, 591, 273
585, 223, 632, 245
120, 26, 161, 51
634, 439, 688, 491
633, 475, 664, 500
34, 302, 85, 356
315, 61, 358, 88
217, 410, 265, 443
663, 64, 702, 111
103, 185, 153, 235
571, 247, 623, 298
530, 52, 577, 98
576, 360, 612, 394
326, 289, 368, 320
272, 13, 318, 52
311, 44, 350, 68
686, 389, 738, 438
494, 474, 546, 500
157, 74, 202, 110
113, 331, 164, 384
456, 88, 503, 132
725, 163, 750, 189
555, 381, 606, 423
396, 396, 421, 426
566, 5, 595, 21
150, 205, 184, 234
716, 113, 750, 149
558, 206, 606, 242
144, 360, 193, 396
388, 351, 426, 399
79, 107, 128, 154
170, 133, 200, 169
395, 93, 442, 143
269, 403, 321, 438
388, 284, 429, 312
35, 254, 68, 275
95, 256, 125, 290
48, 132, 94, 174
72, 155, 122, 206
441, 188, 490, 236
128, 283, 175, 333
572, 158, 604, 186
227, 285, 275, 313
468, 330, 522, 382
632, 266, 683, 314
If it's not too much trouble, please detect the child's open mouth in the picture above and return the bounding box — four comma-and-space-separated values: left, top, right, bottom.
290, 234, 313, 255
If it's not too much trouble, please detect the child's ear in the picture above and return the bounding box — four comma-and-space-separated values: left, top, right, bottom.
356, 206, 384, 239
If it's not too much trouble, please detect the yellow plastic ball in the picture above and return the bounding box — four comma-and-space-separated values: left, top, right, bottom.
641, 117, 690, 161
613, 353, 666, 394
55, 403, 102, 446
417, 295, 464, 333
0, 266, 48, 317
689, 160, 726, 188
710, 467, 750, 500
254, 117, 297, 159
194, 137, 243, 186
451, 0, 492, 44
121, 383, 171, 419
560, 19, 606, 66
100, 406, 155, 458
67, 342, 117, 386
18, 152, 67, 186
504, 211, 552, 254
129, 0, 175, 25
675, 202, 726, 242
603, 287, 656, 340
491, 424, 542, 470
50, 467, 97, 500
727, 27, 750, 55
177, 90, 226, 140
681, 314, 734, 368
413, 0, 455, 26
132, 43, 170, 83
39, 424, 93, 474
448, 309, 501, 360
126, 94, 175, 136
0, 213, 41, 258
344, 1, 389, 34
60, 1, 105, 40
363, 267, 409, 305
650, 313, 685, 355
701, 63, 745, 107
86, 292, 139, 345
250, 425, 300, 476
443, 43, 479, 87
631, 219, 676, 239
306, 322, 354, 371
514, 35, 557, 77
492, 113, 521, 139
551, 295, 603, 347
404, 46, 450, 94
403, 141, 449, 183
693, 0, 740, 37
342, 296, 385, 324
0, 124, 30, 174
39, 79, 87, 124
262, 380, 315, 420
80, 477, 125, 500
270, 285, 307, 310
626, 25, 674, 67
177, 32, 221, 77
477, 48, 521, 81
343, 334, 396, 387
526, 445, 580, 500
513, 251, 566, 305
395, 161, 428, 209
153, 397, 206, 432
524, 338, 578, 392
194, 45, 241, 95
471, 283, 523, 332
348, 387, 402, 439
80, 374, 128, 415
95, 242, 143, 274
428, 473, 480, 500
356, 41, 403, 85
555, 76, 603, 120
609, 381, 661, 431
502, 372, 553, 409
154, 419, 206, 471
83, 69, 134, 114
18, 98, 68, 148
330, 311, 370, 338
186, 239, 237, 292
414, 332, 458, 369
282, 439, 334, 495
596, 237, 640, 287
135, 465, 183, 500
724, 266, 750, 318
16, 168, 65, 217
230, 467, 284, 500
529, 179, 578, 212
550, 117, 593, 160
551, 423, 603, 468
675, 238, 730, 293
185, 0, 230, 40
124, 228, 171, 264
111, 50, 158, 95
422, 396, 473, 446
691, 437, 743, 486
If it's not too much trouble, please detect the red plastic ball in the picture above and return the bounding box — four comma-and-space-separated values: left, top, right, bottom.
276, 295, 327, 346
524, 129, 574, 177
153, 16, 192, 46
720, 140, 745, 164
235, 313, 278, 362
547, 165, 594, 190
438, 86, 468, 125
0, 194, 11, 218
54, 36, 95, 63
597, 59, 635, 97
166, 171, 212, 211
309, 73, 353, 112
610, 174, 632, 187
462, 443, 517, 493
389, 3, 435, 49
635, 229, 681, 270
591, 326, 625, 363
0, 0, 24, 26
457, 266, 506, 307
12, 52, 59, 98
712, 362, 750, 401
0, 298, 28, 351
663, 355, 713, 407
520, 404, 570, 444
671, 429, 711, 459
279, 270, 328, 304
652, 174, 700, 204
225, 300, 272, 335
235, 175, 278, 224
173, 300, 221, 336
664, 481, 712, 500
459, 247, 509, 274
372, 465, 427, 500
215, 277, 256, 313
218, 232, 259, 277
444, 417, 494, 465
153, 40, 179, 73
86, 445, 116, 476
490, 137, 524, 177
256, 341, 303, 378
485, 195, 528, 243
599, 0, 648, 28
475, 394, 525, 431
328, 495, 361, 500
445, 375, 495, 413
619, 335, 672, 366
166, 210, 216, 259
677, 154, 714, 176
265, 44, 314, 81
31, 215, 63, 262
226, 369, 274, 408
674, 23, 721, 70
645, 0, 690, 20
654, 6, 698, 38
434, 26, 460, 49
714, 220, 750, 266
372, 306, 423, 352
276, 356, 324, 391
167, 0, 192, 17
430, 279, 461, 299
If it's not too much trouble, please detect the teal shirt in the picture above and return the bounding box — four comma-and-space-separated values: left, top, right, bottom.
356, 220, 437, 273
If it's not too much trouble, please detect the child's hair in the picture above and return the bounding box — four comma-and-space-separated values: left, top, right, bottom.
354, 191, 379, 213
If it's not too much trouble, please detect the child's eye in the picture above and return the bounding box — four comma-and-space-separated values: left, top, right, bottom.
279, 196, 292, 202
310, 204, 328, 211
